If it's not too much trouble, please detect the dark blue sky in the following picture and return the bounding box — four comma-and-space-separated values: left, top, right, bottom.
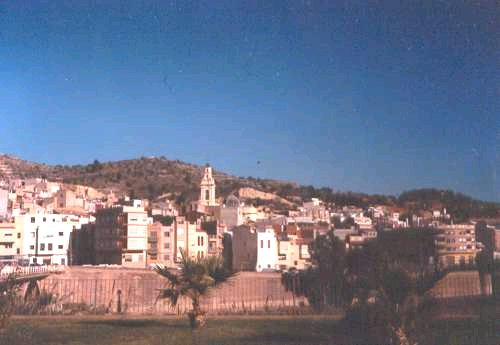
1, 1, 498, 201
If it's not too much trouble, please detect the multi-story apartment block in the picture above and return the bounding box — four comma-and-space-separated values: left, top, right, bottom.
16, 213, 89, 265
174, 216, 199, 261
147, 222, 175, 266
80, 200, 150, 267
0, 222, 21, 263
435, 224, 479, 267
123, 203, 150, 267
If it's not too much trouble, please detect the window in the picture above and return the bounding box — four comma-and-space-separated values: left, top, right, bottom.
4, 244, 12, 248
61, 258, 65, 265
197, 237, 200, 246
40, 243, 45, 251
16, 248, 20, 254
17, 233, 21, 239
163, 254, 170, 261
48, 243, 53, 251
268, 240, 270, 248
201, 237, 204, 246
4, 233, 12, 237
59, 232, 64, 236
52, 218, 56, 222
58, 245, 63, 249
30, 245, 34, 250
164, 231, 170, 237
205, 190, 209, 201
260, 240, 263, 248
31, 217, 35, 223
43, 217, 46, 222
164, 243, 170, 249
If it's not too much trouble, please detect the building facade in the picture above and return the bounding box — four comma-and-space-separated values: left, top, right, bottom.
0, 189, 8, 219
256, 226, 279, 272
232, 225, 257, 271
16, 213, 89, 265
0, 222, 20, 263
435, 224, 479, 267
147, 222, 175, 266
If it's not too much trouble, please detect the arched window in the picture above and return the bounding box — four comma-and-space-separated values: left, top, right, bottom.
205, 190, 210, 201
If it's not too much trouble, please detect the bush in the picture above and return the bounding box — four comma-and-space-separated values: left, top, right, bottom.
0, 275, 21, 331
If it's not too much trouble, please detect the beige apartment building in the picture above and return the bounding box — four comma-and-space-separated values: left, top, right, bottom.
147, 222, 175, 266
0, 222, 21, 262
435, 224, 479, 267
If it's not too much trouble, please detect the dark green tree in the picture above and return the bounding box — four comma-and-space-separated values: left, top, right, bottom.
222, 233, 233, 272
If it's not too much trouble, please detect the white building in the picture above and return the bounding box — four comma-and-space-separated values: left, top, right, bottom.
354, 216, 373, 231
122, 200, 150, 267
16, 213, 90, 265
299, 198, 331, 223
0, 189, 8, 219
256, 226, 278, 272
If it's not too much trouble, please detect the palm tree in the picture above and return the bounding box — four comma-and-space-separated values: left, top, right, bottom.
154, 250, 236, 328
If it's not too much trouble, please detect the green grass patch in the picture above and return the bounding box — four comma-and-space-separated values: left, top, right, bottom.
0, 315, 498, 345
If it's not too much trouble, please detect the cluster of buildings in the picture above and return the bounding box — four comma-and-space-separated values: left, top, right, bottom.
0, 163, 499, 272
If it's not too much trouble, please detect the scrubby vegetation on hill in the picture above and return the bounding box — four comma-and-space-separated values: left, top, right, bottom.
399, 188, 499, 220
0, 154, 498, 220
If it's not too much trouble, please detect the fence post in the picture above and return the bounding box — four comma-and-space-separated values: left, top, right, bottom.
117, 289, 122, 314
94, 279, 98, 314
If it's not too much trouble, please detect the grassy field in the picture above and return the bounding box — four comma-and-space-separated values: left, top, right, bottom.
1, 315, 498, 345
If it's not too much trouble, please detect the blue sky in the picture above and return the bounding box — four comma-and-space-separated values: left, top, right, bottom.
0, 1, 498, 201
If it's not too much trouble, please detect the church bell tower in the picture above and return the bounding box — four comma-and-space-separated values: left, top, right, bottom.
199, 165, 216, 207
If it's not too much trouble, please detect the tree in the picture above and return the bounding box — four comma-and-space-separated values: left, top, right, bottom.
154, 251, 236, 328
222, 233, 233, 272
0, 274, 22, 332
282, 231, 347, 310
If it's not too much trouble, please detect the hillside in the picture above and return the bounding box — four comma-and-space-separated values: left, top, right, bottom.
0, 154, 498, 219
0, 154, 298, 206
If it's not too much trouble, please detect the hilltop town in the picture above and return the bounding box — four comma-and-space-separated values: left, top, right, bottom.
0, 154, 499, 271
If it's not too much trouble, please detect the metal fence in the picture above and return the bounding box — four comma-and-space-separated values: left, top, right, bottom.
27, 275, 311, 315
428, 271, 493, 298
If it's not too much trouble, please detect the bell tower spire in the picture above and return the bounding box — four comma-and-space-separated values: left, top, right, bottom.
199, 164, 216, 207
